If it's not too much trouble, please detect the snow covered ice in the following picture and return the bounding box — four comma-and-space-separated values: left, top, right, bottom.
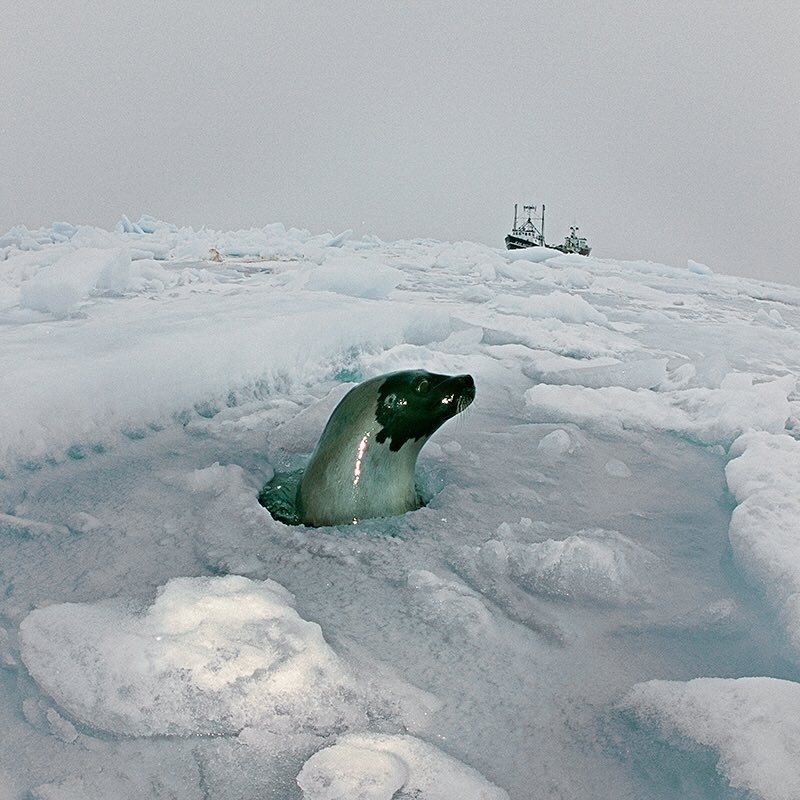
1, 216, 800, 799
622, 677, 800, 800
20, 575, 373, 737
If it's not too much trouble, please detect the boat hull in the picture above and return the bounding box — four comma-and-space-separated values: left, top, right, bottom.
552, 243, 592, 256
505, 234, 541, 250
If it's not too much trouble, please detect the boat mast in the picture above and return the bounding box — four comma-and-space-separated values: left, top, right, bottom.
541, 205, 545, 246
513, 204, 518, 231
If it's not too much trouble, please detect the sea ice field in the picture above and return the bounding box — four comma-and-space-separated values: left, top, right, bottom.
1, 217, 799, 799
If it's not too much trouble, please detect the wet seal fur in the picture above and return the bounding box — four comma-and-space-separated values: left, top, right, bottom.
262, 369, 475, 527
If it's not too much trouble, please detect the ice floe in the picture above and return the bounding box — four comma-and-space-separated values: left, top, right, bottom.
3, 216, 800, 799
623, 677, 800, 800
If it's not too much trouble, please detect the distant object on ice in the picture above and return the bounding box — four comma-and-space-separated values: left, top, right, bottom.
505, 203, 591, 256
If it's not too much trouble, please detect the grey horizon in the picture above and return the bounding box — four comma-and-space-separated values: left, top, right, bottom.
1, 0, 798, 285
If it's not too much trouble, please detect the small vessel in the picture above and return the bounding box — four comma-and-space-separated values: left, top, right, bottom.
556, 226, 591, 257
505, 204, 591, 256
505, 204, 545, 250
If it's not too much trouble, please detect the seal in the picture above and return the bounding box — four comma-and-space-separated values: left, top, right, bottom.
290, 369, 475, 527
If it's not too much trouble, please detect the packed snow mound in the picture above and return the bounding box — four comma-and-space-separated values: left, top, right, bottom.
20, 575, 365, 737
406, 570, 494, 637
470, 527, 656, 604
726, 431, 800, 659
296, 733, 510, 800
622, 677, 800, 800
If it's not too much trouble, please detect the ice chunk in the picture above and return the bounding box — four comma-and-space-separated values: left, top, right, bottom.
536, 429, 573, 459
491, 291, 609, 325
116, 214, 144, 234
326, 229, 353, 247
726, 432, 800, 658
19, 247, 131, 314
622, 677, 800, 800
305, 257, 404, 299
0, 225, 43, 250
433, 242, 503, 279
298, 740, 408, 800
478, 310, 638, 359
65, 512, 101, 534
526, 383, 685, 437
549, 266, 594, 289
461, 285, 494, 303
530, 358, 669, 390
687, 259, 713, 275
20, 575, 365, 736
50, 222, 78, 241
525, 373, 795, 445
297, 733, 510, 800
45, 708, 79, 743
615, 258, 712, 280
604, 459, 632, 478
503, 246, 563, 263
132, 214, 176, 234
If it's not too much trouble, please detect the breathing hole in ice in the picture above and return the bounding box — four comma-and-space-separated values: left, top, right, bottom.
257, 463, 446, 528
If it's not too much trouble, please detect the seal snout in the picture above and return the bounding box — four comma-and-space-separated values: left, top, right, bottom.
445, 373, 476, 414
457, 373, 475, 393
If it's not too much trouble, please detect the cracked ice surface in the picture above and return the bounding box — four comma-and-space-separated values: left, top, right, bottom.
2, 216, 800, 799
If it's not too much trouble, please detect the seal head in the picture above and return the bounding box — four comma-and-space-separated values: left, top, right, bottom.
296, 369, 475, 527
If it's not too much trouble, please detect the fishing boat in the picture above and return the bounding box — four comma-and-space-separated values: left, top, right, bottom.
505, 204, 591, 256
556, 226, 591, 257
505, 204, 545, 250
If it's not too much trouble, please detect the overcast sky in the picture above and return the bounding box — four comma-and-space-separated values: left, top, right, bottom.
2, 1, 798, 284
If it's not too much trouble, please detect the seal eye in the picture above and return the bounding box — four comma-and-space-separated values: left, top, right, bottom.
416, 379, 430, 395
384, 393, 398, 409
